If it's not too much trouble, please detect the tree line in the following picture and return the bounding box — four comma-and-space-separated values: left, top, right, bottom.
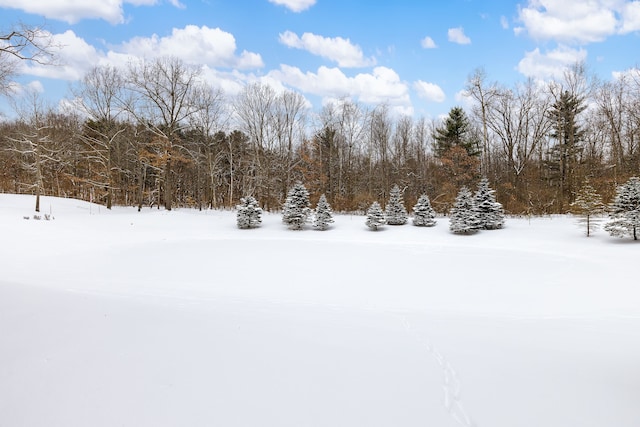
1, 56, 639, 215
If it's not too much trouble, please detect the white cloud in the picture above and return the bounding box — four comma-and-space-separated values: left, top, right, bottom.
268, 64, 412, 112
22, 30, 103, 80
279, 31, 375, 67
612, 67, 640, 81
448, 27, 471, 45
620, 1, 640, 33
516, 45, 587, 80
420, 36, 437, 49
26, 80, 45, 93
119, 25, 264, 69
0, 0, 171, 25
268, 0, 315, 12
500, 15, 510, 29
21, 26, 263, 88
413, 81, 445, 103
518, 0, 640, 44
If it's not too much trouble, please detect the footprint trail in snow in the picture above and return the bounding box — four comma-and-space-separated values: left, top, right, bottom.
401, 316, 476, 427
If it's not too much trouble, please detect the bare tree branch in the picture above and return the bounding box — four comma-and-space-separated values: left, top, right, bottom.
0, 23, 58, 95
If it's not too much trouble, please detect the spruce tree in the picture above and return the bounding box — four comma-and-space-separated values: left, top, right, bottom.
570, 180, 605, 237
236, 196, 263, 229
366, 201, 386, 230
313, 194, 334, 231
433, 107, 480, 157
385, 184, 408, 225
474, 177, 504, 230
449, 186, 480, 234
412, 194, 437, 227
282, 181, 311, 230
604, 176, 640, 240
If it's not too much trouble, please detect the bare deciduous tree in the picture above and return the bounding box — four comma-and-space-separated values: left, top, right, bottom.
71, 65, 127, 209
125, 56, 203, 210
1, 23, 58, 96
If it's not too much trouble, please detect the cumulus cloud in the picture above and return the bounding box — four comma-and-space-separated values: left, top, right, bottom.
268, 64, 412, 112
448, 27, 471, 44
620, 1, 640, 33
517, 45, 587, 80
420, 36, 437, 49
268, 0, 315, 12
413, 81, 445, 103
0, 0, 170, 25
279, 31, 375, 67
22, 30, 103, 80
518, 0, 640, 44
119, 25, 264, 69
21, 25, 263, 88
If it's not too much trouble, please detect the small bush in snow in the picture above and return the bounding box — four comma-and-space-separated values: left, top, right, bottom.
366, 201, 386, 230
570, 180, 604, 237
314, 194, 334, 230
282, 181, 311, 230
385, 184, 408, 225
412, 194, 436, 226
236, 196, 262, 229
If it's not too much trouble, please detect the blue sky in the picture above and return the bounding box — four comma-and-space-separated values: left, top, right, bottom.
1, 0, 639, 119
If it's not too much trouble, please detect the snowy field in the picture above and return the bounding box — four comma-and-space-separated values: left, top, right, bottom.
1, 193, 639, 427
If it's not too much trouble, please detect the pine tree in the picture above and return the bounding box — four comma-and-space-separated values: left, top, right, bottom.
365, 201, 386, 230
570, 180, 605, 236
449, 186, 480, 234
282, 181, 311, 230
385, 184, 408, 225
433, 107, 480, 158
236, 196, 263, 229
474, 177, 504, 230
412, 194, 436, 226
604, 176, 640, 240
314, 193, 334, 230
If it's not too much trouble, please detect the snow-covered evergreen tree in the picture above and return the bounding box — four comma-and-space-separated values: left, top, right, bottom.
570, 180, 605, 237
604, 176, 640, 240
449, 186, 480, 234
366, 201, 386, 230
282, 181, 311, 230
313, 194, 334, 230
236, 196, 262, 229
412, 194, 436, 226
385, 184, 408, 225
474, 177, 504, 230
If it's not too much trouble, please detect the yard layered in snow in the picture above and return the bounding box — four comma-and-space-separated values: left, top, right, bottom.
1, 194, 639, 427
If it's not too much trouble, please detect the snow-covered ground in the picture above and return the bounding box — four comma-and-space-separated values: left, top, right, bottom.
1, 194, 638, 427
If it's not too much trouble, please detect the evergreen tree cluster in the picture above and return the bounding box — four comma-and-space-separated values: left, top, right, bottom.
281, 182, 335, 230
449, 178, 505, 234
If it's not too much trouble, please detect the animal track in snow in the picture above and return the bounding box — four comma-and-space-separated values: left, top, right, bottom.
401, 316, 475, 427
